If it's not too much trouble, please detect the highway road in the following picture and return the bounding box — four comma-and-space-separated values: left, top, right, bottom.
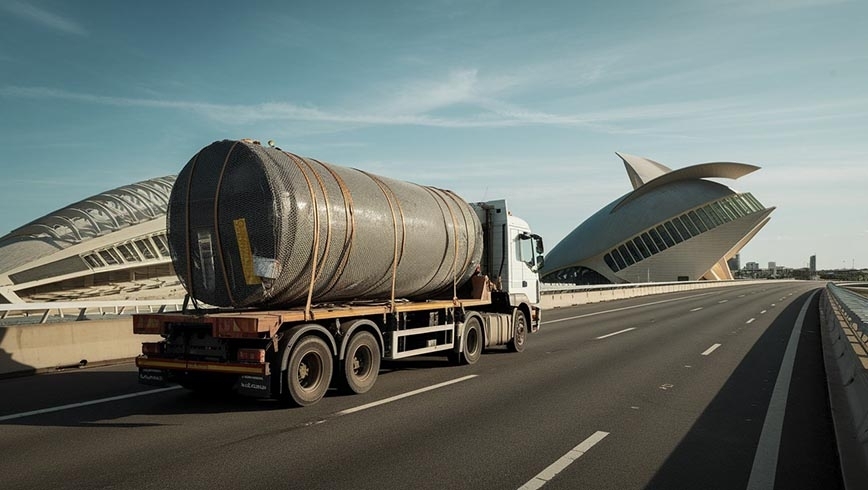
0, 282, 844, 489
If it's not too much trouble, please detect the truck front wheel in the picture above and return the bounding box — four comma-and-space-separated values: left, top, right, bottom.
507, 310, 527, 353
284, 336, 333, 406
340, 331, 380, 394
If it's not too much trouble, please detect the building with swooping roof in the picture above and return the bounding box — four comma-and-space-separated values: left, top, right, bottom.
540, 154, 774, 284
0, 176, 183, 303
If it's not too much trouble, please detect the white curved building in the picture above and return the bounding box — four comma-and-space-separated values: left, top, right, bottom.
541, 153, 774, 284
0, 176, 182, 303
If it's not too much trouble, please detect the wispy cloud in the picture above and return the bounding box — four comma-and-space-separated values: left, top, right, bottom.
0, 83, 592, 129
686, 0, 850, 15
2, 1, 87, 36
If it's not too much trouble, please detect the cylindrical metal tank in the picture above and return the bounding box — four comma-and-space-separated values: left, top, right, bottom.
167, 140, 483, 308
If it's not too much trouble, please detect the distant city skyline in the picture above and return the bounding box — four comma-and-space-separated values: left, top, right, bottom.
1, 0, 866, 271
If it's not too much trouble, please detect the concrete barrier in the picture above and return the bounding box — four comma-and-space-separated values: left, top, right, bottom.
820, 288, 868, 490
0, 318, 160, 378
540, 279, 778, 309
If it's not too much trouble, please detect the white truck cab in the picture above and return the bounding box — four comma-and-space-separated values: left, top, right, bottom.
471, 199, 545, 308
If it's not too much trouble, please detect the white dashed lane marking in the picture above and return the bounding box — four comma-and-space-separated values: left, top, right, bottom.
701, 344, 722, 356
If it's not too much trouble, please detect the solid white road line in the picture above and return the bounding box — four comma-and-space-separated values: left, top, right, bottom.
0, 386, 183, 422
746, 318, 756, 324
746, 291, 818, 490
543, 292, 716, 325
518, 431, 609, 490
595, 327, 636, 340
690, 307, 704, 312
337, 375, 477, 416
701, 344, 722, 356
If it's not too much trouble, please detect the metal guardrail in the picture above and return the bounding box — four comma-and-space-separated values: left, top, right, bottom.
827, 282, 868, 345
0, 299, 186, 325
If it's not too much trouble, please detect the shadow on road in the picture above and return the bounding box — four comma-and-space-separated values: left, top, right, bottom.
644, 289, 843, 490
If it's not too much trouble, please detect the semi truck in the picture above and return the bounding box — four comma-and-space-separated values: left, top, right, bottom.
133, 139, 544, 406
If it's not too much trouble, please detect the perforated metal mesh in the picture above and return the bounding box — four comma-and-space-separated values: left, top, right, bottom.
167, 140, 483, 308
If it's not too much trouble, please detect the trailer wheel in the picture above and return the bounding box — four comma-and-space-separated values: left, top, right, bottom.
455, 316, 483, 365
340, 331, 380, 394
507, 311, 527, 353
284, 336, 333, 406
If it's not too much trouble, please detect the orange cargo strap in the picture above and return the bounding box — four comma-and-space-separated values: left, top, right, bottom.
312, 159, 357, 297
283, 151, 321, 321
361, 171, 405, 313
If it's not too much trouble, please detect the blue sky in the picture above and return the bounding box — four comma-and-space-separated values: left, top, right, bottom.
1, 0, 866, 270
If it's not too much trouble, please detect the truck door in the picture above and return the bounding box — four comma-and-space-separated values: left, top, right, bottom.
510, 227, 540, 304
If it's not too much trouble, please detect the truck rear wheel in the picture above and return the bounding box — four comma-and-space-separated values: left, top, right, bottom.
284, 336, 333, 406
507, 311, 527, 353
340, 331, 380, 394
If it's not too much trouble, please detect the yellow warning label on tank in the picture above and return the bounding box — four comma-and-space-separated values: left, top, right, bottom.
233, 218, 260, 285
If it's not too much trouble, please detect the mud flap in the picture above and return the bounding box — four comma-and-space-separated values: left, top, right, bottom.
139, 368, 167, 386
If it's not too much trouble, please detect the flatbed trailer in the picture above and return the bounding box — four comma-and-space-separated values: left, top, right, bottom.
134, 280, 540, 406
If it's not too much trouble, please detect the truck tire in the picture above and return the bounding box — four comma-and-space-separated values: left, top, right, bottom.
507, 311, 527, 353
284, 335, 333, 406
453, 316, 483, 365
340, 331, 380, 394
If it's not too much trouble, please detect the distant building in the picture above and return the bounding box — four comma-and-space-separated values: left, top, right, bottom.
727, 254, 740, 272
745, 262, 760, 271
0, 176, 181, 303
810, 255, 817, 275
541, 153, 774, 284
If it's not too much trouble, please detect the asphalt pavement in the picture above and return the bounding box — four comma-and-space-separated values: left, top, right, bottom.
0, 282, 842, 490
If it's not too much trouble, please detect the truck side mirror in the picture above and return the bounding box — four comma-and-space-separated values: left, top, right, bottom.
536, 255, 545, 270
532, 234, 544, 254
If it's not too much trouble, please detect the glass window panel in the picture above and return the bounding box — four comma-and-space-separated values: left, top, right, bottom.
723, 199, 744, 218
681, 214, 701, 236
99, 250, 119, 265
744, 193, 763, 211
719, 199, 739, 219
83, 254, 104, 268
152, 235, 170, 256
109, 248, 125, 263
633, 237, 651, 259
705, 204, 724, 226
712, 202, 733, 222
656, 225, 676, 247
697, 206, 722, 228
612, 248, 628, 269
641, 233, 659, 254
135, 239, 157, 259
673, 217, 691, 239
733, 196, 751, 215
604, 253, 619, 272
688, 211, 708, 233
625, 240, 643, 262
695, 207, 715, 229
649, 228, 668, 251
119, 244, 138, 262
749, 194, 764, 212
665, 221, 684, 243
618, 244, 636, 266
